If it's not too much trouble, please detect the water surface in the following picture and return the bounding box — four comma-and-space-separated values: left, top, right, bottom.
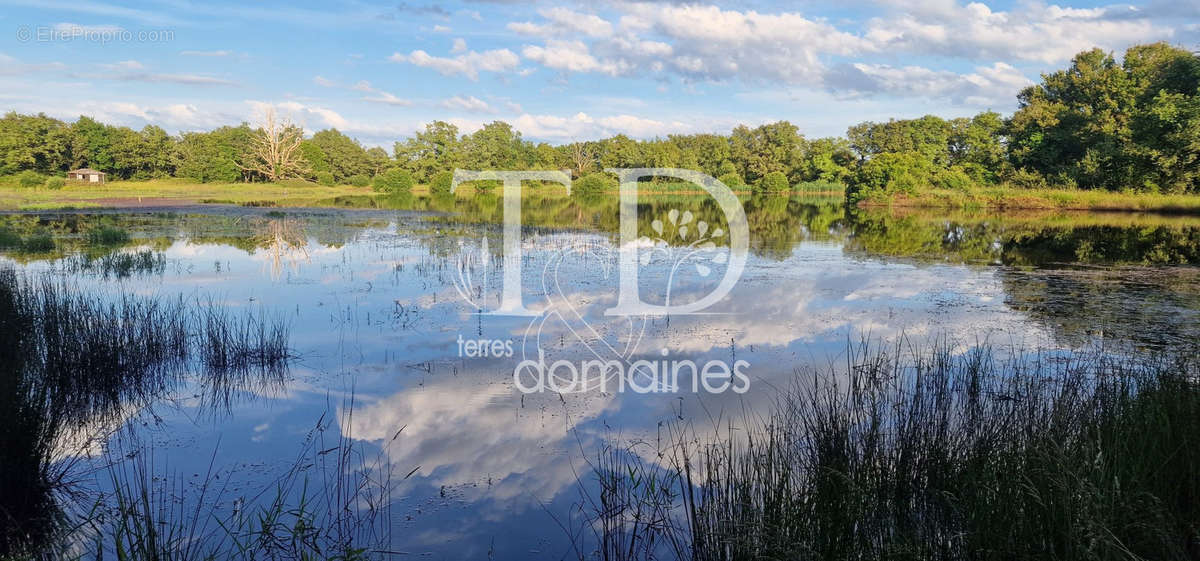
2, 195, 1198, 558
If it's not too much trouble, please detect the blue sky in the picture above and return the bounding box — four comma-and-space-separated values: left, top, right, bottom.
0, 0, 1196, 146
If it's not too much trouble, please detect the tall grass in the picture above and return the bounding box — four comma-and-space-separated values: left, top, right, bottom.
585, 340, 1200, 560
0, 266, 292, 558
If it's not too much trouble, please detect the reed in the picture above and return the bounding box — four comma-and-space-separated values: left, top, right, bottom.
0, 266, 292, 558
584, 340, 1200, 560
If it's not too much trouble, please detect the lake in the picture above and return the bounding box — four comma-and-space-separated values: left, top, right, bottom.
2, 193, 1198, 558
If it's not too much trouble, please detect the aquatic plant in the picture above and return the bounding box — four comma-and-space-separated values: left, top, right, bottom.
0, 266, 292, 557
582, 340, 1200, 561
87, 225, 132, 246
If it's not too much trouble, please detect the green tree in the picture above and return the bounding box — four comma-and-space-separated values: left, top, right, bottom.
395, 121, 461, 182
460, 121, 525, 170
730, 121, 804, 183
0, 112, 72, 175
311, 129, 371, 182
757, 170, 790, 193
69, 116, 115, 171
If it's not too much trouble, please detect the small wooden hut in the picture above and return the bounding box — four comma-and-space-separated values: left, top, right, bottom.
67, 168, 106, 183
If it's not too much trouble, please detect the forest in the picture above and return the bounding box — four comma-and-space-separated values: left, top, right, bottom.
1, 42, 1197, 198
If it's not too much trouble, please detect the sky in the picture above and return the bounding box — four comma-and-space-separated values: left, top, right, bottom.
0, 0, 1197, 146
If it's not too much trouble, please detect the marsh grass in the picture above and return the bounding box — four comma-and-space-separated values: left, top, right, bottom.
58, 249, 167, 279
585, 340, 1200, 561
0, 266, 292, 558
87, 225, 132, 246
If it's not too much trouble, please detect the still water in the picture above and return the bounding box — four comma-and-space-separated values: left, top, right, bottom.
2, 194, 1199, 558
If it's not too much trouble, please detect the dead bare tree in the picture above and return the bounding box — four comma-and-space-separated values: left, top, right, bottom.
242, 107, 310, 182
569, 141, 594, 178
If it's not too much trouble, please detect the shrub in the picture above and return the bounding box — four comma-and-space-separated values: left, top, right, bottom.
429, 171, 453, 196
16, 170, 44, 189
1005, 167, 1050, 190
87, 226, 130, 246
932, 166, 976, 191
757, 171, 789, 193
20, 233, 54, 252
717, 172, 744, 188
0, 227, 21, 248
372, 169, 414, 194
347, 174, 370, 187
315, 171, 335, 186
44, 177, 65, 190
573, 172, 616, 197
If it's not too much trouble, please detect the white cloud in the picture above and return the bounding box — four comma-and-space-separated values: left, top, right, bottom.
352, 80, 412, 106
521, 40, 628, 76
864, 1, 1173, 63
515, 3, 868, 84
451, 38, 467, 54
827, 61, 1034, 106
390, 48, 520, 80
508, 7, 613, 38
441, 95, 492, 112
312, 75, 335, 87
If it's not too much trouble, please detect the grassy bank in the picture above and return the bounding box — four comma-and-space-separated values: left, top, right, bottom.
587, 341, 1200, 561
858, 185, 1200, 213
0, 178, 379, 210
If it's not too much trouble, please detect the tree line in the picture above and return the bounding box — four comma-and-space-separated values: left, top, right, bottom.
1, 42, 1196, 195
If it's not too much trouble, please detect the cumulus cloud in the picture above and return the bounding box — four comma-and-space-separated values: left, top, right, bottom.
864, 1, 1173, 63
513, 2, 867, 84
826, 61, 1034, 106
390, 47, 520, 80
521, 40, 630, 75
